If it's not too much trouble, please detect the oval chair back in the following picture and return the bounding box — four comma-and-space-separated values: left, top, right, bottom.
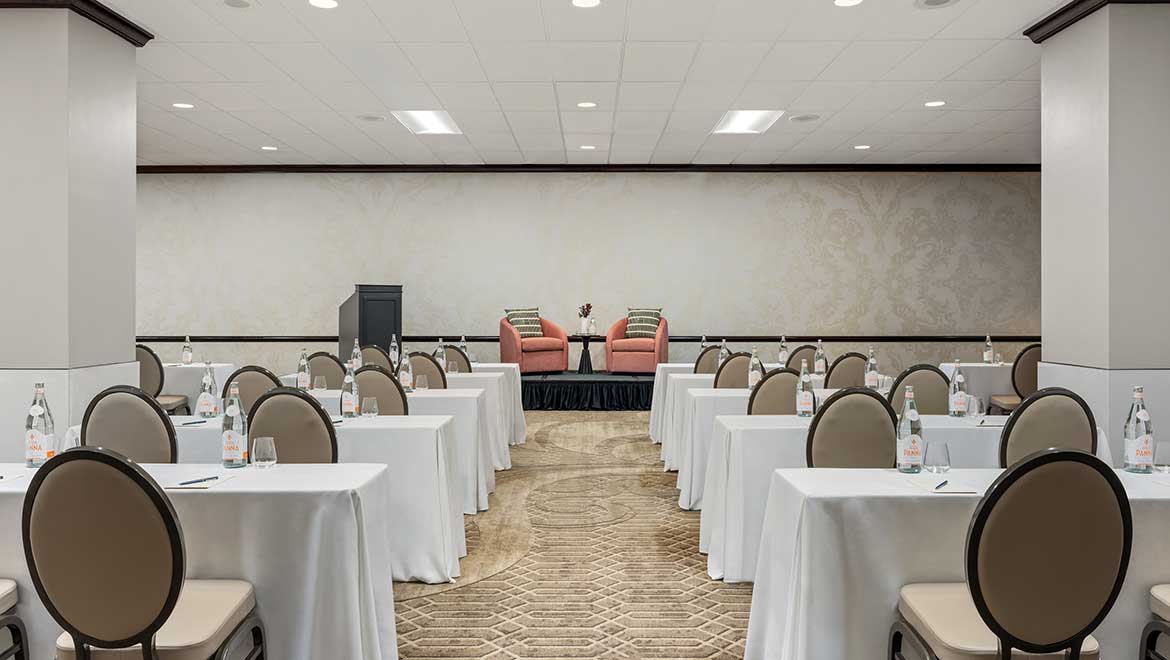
408, 352, 448, 389
354, 365, 409, 416
23, 447, 185, 656
888, 364, 950, 415
247, 388, 338, 463
966, 449, 1131, 656
81, 385, 178, 464
999, 387, 1097, 468
748, 369, 800, 415
824, 352, 867, 389
694, 346, 721, 374
784, 345, 817, 372
306, 352, 346, 389
219, 366, 282, 416
134, 344, 165, 398
806, 387, 897, 468
360, 345, 393, 372
713, 353, 751, 389
444, 346, 473, 374
1012, 343, 1042, 399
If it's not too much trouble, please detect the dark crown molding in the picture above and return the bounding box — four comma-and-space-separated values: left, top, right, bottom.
138, 163, 1040, 175
1025, 0, 1170, 44
0, 0, 153, 47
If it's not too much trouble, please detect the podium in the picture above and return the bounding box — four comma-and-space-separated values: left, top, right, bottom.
338, 284, 403, 355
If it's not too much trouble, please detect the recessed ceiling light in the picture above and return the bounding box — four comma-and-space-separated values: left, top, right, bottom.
579, 145, 596, 150
789, 113, 821, 123
712, 110, 785, 134
572, 0, 600, 7
577, 101, 597, 109
834, 0, 864, 6
357, 114, 387, 122
915, 0, 960, 8
171, 102, 194, 109
853, 145, 871, 150
924, 100, 946, 108
309, 0, 338, 8
224, 0, 250, 7
261, 146, 278, 151
391, 110, 463, 135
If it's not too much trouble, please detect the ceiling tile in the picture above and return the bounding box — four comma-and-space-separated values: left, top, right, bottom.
673, 81, 745, 110
454, 0, 546, 41
616, 82, 681, 110
253, 43, 356, 81
884, 40, 997, 81
627, 0, 716, 41
300, 81, 384, 112
614, 112, 670, 134
560, 111, 615, 132
555, 82, 619, 111
651, 148, 699, 163
447, 111, 512, 133
431, 83, 502, 110
664, 111, 723, 132
138, 43, 226, 82
112, 0, 237, 42
818, 41, 920, 81
465, 131, 521, 151
493, 82, 559, 111
366, 82, 442, 109
754, 41, 846, 81
400, 44, 487, 82
608, 149, 655, 164
189, 0, 316, 42
271, 0, 392, 41
523, 149, 567, 163
704, 0, 798, 41
505, 112, 562, 131
551, 43, 623, 81
178, 43, 291, 82
622, 43, 698, 81
476, 43, 555, 81
815, 111, 884, 133
542, 0, 628, 40
248, 81, 335, 112
734, 81, 808, 108
515, 132, 566, 150
326, 43, 422, 84
367, 0, 469, 42
937, 0, 1068, 39
948, 40, 1040, 81
611, 131, 664, 150
964, 80, 1040, 111
479, 151, 526, 163
177, 82, 272, 111
564, 132, 612, 151
788, 82, 870, 113
232, 110, 312, 136
686, 42, 771, 81
842, 82, 930, 112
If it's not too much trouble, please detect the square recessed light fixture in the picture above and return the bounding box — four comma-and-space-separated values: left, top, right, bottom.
711, 110, 785, 135
391, 110, 463, 135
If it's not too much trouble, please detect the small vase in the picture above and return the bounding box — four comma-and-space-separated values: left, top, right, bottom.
579, 317, 590, 335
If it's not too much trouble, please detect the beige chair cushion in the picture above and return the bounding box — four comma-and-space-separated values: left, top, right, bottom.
360, 346, 393, 371
807, 392, 896, 468
749, 370, 798, 415
56, 580, 255, 660
82, 390, 175, 464
135, 346, 164, 398
249, 392, 336, 463
785, 345, 817, 372
409, 354, 447, 389
354, 369, 408, 415
890, 368, 950, 416
899, 583, 1099, 660
307, 354, 346, 389
156, 395, 188, 413
1001, 394, 1095, 467
694, 347, 720, 375
825, 354, 866, 389
1152, 584, 1170, 621
714, 354, 751, 389
0, 579, 16, 613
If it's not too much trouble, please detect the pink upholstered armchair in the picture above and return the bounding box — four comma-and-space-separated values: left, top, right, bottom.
606, 317, 669, 374
500, 317, 569, 374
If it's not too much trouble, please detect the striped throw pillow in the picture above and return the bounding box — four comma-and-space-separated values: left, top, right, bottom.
626, 308, 662, 338
505, 308, 543, 338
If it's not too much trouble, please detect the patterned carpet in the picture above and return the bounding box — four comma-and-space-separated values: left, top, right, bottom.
393, 411, 753, 660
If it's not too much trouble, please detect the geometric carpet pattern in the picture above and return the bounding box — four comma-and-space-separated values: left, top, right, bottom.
394, 411, 753, 660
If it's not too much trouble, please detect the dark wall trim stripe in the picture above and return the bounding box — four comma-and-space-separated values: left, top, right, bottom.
1025, 0, 1170, 43
138, 334, 1042, 344
138, 163, 1040, 175
0, 0, 154, 46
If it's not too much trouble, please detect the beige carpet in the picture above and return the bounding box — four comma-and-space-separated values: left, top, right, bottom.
393, 411, 753, 660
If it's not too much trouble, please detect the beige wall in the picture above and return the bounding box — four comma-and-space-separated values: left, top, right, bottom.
136, 170, 1040, 373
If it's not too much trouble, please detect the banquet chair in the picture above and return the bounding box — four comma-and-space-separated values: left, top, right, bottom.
306, 352, 347, 389
81, 385, 178, 464
606, 315, 669, 374
714, 353, 751, 389
248, 387, 338, 463
990, 343, 1042, 414
499, 315, 569, 374
1140, 585, 1170, 659
889, 449, 1128, 660
784, 344, 817, 372
220, 365, 282, 416
360, 344, 394, 371
409, 352, 448, 389
24, 447, 267, 660
693, 346, 721, 374
888, 364, 950, 415
135, 344, 189, 415
806, 387, 897, 468
999, 387, 1097, 468
443, 345, 473, 373
0, 580, 27, 660
748, 368, 801, 415
824, 352, 867, 388
354, 365, 409, 415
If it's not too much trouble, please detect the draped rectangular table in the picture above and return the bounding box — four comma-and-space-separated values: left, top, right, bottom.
939, 361, 1013, 409
447, 372, 510, 470
162, 362, 235, 409
469, 363, 527, 446
744, 466, 1147, 660
650, 363, 698, 443
0, 463, 397, 660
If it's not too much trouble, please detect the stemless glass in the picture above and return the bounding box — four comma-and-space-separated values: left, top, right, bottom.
312, 376, 327, 392
416, 374, 429, 391
924, 439, 951, 473
447, 359, 460, 375
965, 396, 986, 424
1155, 439, 1170, 473
252, 436, 277, 468
361, 397, 379, 418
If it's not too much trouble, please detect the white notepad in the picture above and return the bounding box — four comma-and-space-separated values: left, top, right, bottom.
905, 475, 980, 495
166, 473, 237, 490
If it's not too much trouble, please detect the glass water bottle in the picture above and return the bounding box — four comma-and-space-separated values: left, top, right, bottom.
221, 382, 248, 468
897, 387, 923, 473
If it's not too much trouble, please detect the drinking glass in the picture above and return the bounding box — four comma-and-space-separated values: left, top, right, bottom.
924, 439, 951, 473
361, 397, 379, 418
995, 352, 1003, 365
447, 359, 460, 375
416, 374, 429, 391
312, 376, 327, 391
965, 396, 986, 424
1155, 439, 1170, 473
252, 437, 277, 468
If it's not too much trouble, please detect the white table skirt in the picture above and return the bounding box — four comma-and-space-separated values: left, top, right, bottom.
0, 462, 397, 660
448, 372, 511, 470
939, 362, 1013, 409
650, 363, 698, 443
162, 362, 235, 409
699, 415, 1113, 584
67, 415, 467, 584
471, 363, 527, 446
745, 466, 1159, 660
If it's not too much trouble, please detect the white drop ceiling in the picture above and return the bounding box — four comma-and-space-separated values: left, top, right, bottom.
116, 0, 1065, 167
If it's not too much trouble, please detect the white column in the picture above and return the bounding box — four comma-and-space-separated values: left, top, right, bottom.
0, 8, 148, 456
1037, 4, 1170, 465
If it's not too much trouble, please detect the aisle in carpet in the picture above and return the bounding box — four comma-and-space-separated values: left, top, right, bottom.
394, 411, 751, 659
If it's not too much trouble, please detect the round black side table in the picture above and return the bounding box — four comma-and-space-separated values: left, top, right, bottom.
575, 334, 604, 374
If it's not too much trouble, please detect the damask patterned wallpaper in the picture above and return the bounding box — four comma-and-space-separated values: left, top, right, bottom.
137, 171, 1040, 372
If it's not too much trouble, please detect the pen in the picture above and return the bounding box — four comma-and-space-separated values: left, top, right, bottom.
934, 480, 949, 490
181, 420, 207, 426
178, 475, 219, 486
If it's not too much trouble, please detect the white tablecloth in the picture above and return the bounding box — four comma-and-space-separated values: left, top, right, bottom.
68, 415, 466, 584
650, 363, 698, 443
162, 362, 235, 409
448, 372, 511, 470
744, 465, 1152, 660
699, 415, 1113, 583
471, 363, 527, 446
939, 362, 1014, 409
0, 462, 397, 660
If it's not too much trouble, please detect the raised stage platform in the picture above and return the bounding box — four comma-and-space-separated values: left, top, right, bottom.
521, 372, 653, 411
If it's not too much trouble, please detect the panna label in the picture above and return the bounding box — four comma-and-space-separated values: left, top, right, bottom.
815, 359, 826, 372
296, 372, 310, 388
865, 372, 879, 388
1128, 434, 1154, 465
748, 371, 761, 388
26, 430, 53, 462
196, 392, 216, 414
778, 351, 789, 363
950, 393, 967, 412
342, 392, 358, 414
222, 430, 245, 461
797, 391, 814, 412
900, 435, 922, 465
